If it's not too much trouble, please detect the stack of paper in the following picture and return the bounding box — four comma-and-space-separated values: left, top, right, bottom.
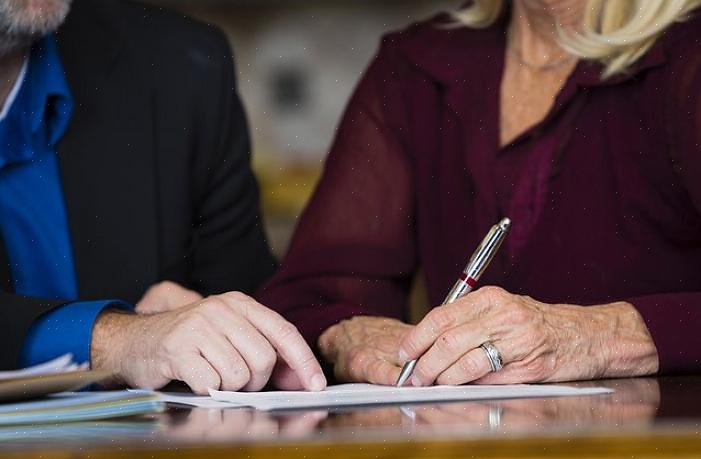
0, 355, 163, 425
0, 354, 85, 380
0, 391, 163, 425
151, 383, 613, 411
0, 354, 110, 402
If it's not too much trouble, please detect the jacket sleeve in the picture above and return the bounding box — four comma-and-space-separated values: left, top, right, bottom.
189, 29, 277, 296
0, 293, 62, 369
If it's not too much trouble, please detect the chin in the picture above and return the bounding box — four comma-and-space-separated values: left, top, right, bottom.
0, 0, 72, 36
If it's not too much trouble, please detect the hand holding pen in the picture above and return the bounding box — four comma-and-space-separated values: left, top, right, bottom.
396, 218, 511, 387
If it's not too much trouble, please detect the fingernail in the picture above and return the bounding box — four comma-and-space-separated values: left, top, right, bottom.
411, 375, 422, 387
398, 349, 409, 362
310, 374, 326, 391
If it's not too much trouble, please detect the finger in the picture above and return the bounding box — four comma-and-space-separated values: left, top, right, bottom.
221, 314, 277, 391
434, 346, 493, 386
172, 353, 221, 395
229, 294, 326, 391
272, 360, 305, 391
198, 333, 252, 392
410, 321, 488, 386
474, 363, 541, 385
399, 287, 503, 361
365, 358, 402, 386
344, 351, 401, 386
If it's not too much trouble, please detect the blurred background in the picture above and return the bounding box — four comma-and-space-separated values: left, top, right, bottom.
146, 0, 462, 257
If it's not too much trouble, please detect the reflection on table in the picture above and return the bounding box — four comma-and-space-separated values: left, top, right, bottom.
156, 378, 663, 444
1, 376, 700, 458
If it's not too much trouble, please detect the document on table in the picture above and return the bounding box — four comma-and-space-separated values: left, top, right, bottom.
0, 353, 84, 381
0, 354, 111, 402
205, 383, 613, 411
0, 391, 163, 425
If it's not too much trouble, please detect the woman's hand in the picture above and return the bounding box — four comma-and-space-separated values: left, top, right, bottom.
136, 281, 203, 314
318, 316, 412, 385
399, 287, 659, 386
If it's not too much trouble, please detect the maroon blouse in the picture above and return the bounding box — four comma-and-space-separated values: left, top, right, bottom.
259, 10, 701, 374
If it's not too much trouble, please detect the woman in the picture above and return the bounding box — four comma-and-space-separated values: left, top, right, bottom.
259, 0, 701, 386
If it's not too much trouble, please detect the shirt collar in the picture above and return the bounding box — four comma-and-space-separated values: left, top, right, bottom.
396, 10, 669, 90
27, 35, 74, 147
0, 34, 74, 168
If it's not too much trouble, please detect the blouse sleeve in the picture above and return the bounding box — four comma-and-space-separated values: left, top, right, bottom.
257, 37, 417, 348
628, 40, 701, 375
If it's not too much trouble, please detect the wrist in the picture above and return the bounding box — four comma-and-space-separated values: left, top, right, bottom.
592, 301, 659, 378
90, 309, 138, 386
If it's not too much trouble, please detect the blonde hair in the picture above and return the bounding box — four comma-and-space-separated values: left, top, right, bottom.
453, 0, 701, 78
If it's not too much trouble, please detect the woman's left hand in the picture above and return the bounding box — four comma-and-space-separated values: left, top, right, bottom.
399, 286, 659, 386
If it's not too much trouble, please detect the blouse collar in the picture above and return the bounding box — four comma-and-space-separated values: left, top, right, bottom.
395, 9, 674, 91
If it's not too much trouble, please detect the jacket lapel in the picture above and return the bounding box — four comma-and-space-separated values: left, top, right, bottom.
54, 0, 159, 302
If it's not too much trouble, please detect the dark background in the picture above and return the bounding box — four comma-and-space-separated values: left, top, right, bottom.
145, 0, 461, 255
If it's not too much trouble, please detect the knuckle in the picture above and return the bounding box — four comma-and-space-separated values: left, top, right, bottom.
250, 348, 277, 375
348, 349, 369, 371
199, 297, 229, 315
223, 291, 252, 304
223, 365, 252, 391
182, 311, 208, 331
480, 285, 506, 299
276, 320, 300, 341
427, 308, 455, 331
436, 331, 464, 354
508, 304, 532, 323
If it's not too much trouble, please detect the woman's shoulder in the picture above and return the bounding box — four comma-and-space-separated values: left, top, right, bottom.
377, 11, 504, 83
656, 8, 701, 63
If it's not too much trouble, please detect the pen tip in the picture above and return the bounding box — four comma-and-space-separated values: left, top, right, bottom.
499, 217, 512, 231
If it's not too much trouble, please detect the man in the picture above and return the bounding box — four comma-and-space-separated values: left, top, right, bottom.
0, 0, 326, 394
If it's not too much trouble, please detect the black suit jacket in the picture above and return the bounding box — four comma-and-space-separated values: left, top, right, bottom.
0, 0, 277, 369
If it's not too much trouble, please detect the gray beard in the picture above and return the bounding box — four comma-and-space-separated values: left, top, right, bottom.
0, 0, 72, 56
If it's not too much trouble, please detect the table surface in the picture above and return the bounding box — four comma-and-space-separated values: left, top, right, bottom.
0, 377, 700, 459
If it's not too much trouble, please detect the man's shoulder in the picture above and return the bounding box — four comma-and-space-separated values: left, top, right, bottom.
65, 0, 232, 70
115, 0, 227, 53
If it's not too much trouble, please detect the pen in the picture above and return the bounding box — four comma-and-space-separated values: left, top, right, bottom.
395, 217, 512, 387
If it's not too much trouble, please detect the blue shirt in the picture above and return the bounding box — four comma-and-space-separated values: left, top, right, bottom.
0, 36, 129, 368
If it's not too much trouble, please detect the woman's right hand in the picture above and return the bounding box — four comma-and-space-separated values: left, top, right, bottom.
318, 316, 412, 385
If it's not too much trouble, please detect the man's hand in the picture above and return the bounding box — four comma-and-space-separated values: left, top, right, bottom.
318, 316, 412, 385
91, 292, 326, 394
136, 281, 203, 314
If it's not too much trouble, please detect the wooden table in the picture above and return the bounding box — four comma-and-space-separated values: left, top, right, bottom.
0, 377, 700, 459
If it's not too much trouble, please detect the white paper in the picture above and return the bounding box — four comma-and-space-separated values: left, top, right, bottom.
209, 383, 613, 411
0, 353, 79, 381
0, 391, 163, 425
132, 390, 237, 409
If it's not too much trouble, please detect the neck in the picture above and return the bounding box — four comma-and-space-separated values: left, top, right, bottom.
0, 47, 28, 109
509, 0, 583, 65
